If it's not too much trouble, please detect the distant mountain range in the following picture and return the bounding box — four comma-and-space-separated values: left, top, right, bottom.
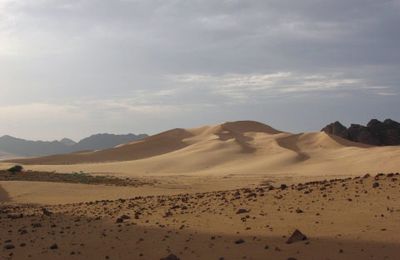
0, 133, 148, 159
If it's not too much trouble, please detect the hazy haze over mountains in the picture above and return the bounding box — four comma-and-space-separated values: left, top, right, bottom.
0, 133, 147, 158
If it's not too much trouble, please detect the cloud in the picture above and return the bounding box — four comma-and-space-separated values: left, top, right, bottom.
0, 103, 83, 121
168, 71, 392, 102
0, 0, 399, 138
376, 92, 398, 96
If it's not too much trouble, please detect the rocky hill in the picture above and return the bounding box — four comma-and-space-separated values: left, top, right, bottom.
322, 119, 400, 146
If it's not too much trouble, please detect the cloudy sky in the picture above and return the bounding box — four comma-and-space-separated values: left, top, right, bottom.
0, 0, 399, 140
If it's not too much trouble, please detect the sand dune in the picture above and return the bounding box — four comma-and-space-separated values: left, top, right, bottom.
5, 120, 400, 177
1, 121, 400, 259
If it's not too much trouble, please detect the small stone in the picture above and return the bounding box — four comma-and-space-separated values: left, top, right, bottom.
235, 239, 245, 244
4, 244, 15, 250
115, 214, 130, 223
50, 243, 58, 250
42, 208, 53, 216
160, 253, 180, 260
286, 229, 308, 244
295, 208, 304, 213
236, 209, 249, 214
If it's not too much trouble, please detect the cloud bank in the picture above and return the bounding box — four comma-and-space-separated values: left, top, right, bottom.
0, 0, 399, 139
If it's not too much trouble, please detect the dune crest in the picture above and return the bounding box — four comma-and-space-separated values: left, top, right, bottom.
7, 120, 400, 176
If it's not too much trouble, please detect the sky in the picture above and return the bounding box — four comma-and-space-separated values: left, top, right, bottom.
0, 0, 399, 141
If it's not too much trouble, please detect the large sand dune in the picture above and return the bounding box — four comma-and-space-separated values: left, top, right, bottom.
1, 121, 400, 259
7, 120, 400, 177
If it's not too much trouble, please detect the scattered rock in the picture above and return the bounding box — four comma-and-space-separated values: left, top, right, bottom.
286, 229, 308, 244
235, 239, 245, 244
295, 208, 304, 214
236, 209, 250, 214
116, 214, 131, 223
7, 213, 23, 219
4, 244, 15, 250
50, 243, 58, 250
42, 208, 53, 216
160, 253, 180, 260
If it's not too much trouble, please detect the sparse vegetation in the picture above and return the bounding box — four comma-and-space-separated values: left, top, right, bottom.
7, 165, 23, 174
0, 170, 155, 187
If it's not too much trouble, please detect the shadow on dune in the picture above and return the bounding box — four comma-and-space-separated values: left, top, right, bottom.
10, 128, 194, 165
216, 121, 282, 154
0, 184, 10, 202
276, 134, 311, 161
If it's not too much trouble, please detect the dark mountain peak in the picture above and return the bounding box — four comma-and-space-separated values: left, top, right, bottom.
322, 118, 400, 146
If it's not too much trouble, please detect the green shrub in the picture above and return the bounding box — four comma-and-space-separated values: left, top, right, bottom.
8, 165, 23, 174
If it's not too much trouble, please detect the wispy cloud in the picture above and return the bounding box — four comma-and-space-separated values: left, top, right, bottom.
376, 92, 398, 96
168, 72, 387, 102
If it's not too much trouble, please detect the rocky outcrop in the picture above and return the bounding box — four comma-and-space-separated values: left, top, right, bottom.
321, 121, 349, 139
322, 119, 400, 146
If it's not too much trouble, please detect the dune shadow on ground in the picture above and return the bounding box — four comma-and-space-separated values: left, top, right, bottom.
1, 209, 399, 260
0, 184, 10, 202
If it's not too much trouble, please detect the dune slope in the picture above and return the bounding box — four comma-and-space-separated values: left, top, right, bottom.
7, 120, 400, 176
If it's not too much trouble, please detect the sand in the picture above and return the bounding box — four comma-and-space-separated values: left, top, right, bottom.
1, 120, 400, 259
4, 120, 400, 178
1, 173, 400, 259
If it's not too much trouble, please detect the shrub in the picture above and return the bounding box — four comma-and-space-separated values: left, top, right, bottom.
7, 165, 23, 174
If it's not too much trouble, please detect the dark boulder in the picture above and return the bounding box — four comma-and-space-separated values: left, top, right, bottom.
286, 229, 308, 244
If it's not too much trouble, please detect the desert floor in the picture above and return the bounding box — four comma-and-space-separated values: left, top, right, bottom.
1, 171, 400, 260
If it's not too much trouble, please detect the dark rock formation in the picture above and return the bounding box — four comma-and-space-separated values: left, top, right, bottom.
348, 124, 380, 145
322, 119, 400, 146
321, 121, 348, 139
